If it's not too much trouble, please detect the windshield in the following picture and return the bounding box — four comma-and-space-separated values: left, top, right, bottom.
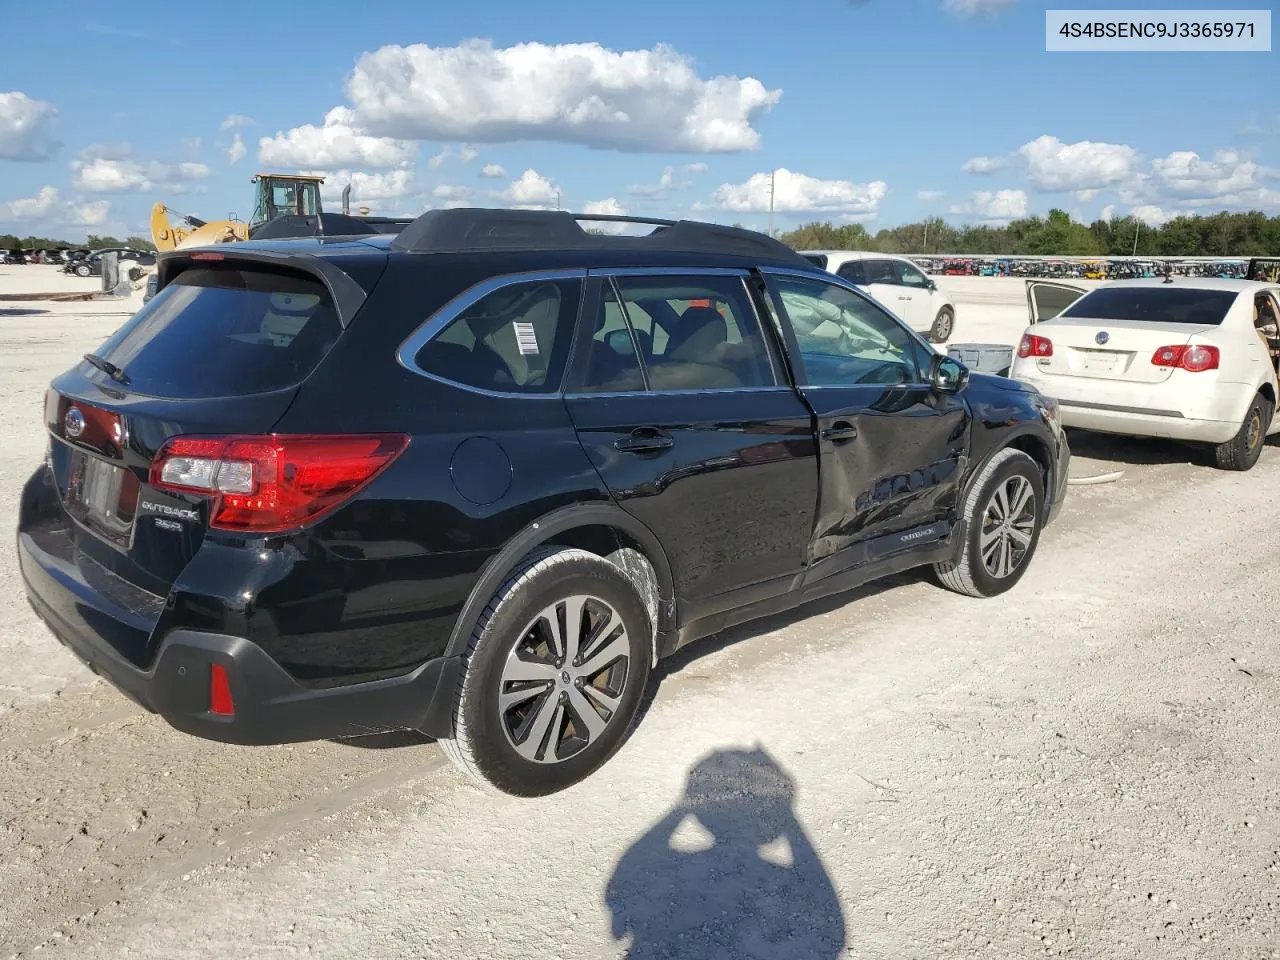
1060, 286, 1238, 325
91, 264, 341, 398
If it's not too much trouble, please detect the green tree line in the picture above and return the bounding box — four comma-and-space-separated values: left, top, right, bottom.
2, 234, 157, 252
778, 209, 1280, 258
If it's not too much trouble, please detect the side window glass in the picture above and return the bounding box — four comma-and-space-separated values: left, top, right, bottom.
863, 259, 898, 286
897, 262, 929, 288
771, 277, 931, 387
613, 276, 777, 391
414, 278, 581, 393
836, 260, 868, 285
579, 282, 646, 392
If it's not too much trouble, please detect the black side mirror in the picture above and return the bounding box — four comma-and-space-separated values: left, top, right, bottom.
930, 354, 968, 393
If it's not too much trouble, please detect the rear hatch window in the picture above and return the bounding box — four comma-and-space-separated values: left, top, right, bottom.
94, 263, 342, 398
1061, 287, 1237, 325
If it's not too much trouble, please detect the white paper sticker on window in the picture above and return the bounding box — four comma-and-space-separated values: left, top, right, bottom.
513, 322, 539, 355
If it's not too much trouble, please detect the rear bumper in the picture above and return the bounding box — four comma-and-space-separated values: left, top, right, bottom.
1013, 370, 1254, 444
18, 530, 461, 745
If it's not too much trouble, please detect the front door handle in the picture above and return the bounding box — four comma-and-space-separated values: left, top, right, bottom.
614, 429, 674, 454
821, 422, 858, 443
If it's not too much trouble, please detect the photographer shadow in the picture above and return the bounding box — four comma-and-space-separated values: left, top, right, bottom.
605, 747, 846, 959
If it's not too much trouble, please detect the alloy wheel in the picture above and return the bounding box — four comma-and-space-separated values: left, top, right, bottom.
980, 475, 1036, 579
497, 595, 631, 764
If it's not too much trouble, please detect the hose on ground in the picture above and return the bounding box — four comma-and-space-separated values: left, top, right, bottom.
1067, 470, 1125, 486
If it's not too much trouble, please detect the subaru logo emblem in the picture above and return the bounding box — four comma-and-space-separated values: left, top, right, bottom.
1094, 331, 1110, 345
64, 406, 86, 438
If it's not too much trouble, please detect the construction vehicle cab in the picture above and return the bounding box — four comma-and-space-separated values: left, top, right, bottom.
249, 174, 324, 231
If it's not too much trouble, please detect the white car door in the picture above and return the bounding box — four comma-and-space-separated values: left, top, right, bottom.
861, 258, 911, 323
891, 259, 936, 331
1026, 279, 1088, 324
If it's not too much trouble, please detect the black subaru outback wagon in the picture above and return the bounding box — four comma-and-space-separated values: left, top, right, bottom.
18, 209, 1069, 796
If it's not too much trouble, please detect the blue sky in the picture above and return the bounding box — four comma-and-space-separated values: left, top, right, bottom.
1, 0, 1276, 240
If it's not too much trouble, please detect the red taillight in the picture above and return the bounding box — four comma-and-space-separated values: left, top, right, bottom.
150, 433, 409, 533
1018, 334, 1053, 358
1151, 344, 1219, 372
209, 664, 234, 716
190, 252, 224, 261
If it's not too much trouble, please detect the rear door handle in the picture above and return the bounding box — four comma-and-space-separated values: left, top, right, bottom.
821, 422, 858, 443
614, 429, 674, 453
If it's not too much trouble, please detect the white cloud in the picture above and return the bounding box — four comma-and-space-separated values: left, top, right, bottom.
629, 165, 683, 198
948, 189, 1029, 223
962, 155, 1010, 175
917, 189, 945, 202
683, 162, 709, 174
1018, 135, 1139, 190
1099, 204, 1117, 221
1131, 204, 1175, 227
1150, 149, 1277, 200
711, 168, 888, 219
1119, 148, 1280, 213
458, 145, 478, 163
493, 168, 560, 209
428, 148, 448, 169
1075, 188, 1101, 202
433, 183, 471, 207
942, 0, 1017, 15
70, 146, 212, 193
3, 185, 59, 218
583, 197, 629, 233
1, 186, 110, 226
219, 114, 255, 132
258, 106, 415, 169
344, 40, 781, 152
227, 133, 246, 165
64, 199, 110, 226
0, 91, 60, 161
479, 163, 506, 179
306, 169, 416, 204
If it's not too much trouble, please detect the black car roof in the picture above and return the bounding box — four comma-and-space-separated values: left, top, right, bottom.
206, 208, 814, 272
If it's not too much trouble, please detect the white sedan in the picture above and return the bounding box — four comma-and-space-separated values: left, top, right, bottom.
1010, 278, 1280, 470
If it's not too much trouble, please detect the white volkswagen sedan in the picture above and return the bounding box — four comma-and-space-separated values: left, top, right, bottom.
1010, 278, 1280, 470
800, 250, 957, 343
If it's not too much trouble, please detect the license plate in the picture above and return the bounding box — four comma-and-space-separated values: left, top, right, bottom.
66, 449, 138, 545
1079, 352, 1120, 375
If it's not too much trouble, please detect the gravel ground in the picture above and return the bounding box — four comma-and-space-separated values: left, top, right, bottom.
1, 272, 1278, 959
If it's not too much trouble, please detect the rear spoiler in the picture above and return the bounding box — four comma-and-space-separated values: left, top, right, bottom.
155, 246, 374, 327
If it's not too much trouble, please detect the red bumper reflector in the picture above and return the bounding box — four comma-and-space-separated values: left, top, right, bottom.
210, 664, 235, 716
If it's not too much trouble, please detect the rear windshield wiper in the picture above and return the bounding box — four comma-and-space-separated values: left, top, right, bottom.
83, 353, 131, 385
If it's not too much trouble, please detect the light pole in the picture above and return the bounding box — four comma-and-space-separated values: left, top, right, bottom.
554, 190, 561, 211
923, 218, 930, 254
1132, 219, 1140, 256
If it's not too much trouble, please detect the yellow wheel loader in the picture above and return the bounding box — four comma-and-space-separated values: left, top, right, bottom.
149, 173, 328, 252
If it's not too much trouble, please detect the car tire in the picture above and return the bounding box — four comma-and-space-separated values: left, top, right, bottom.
74, 264, 91, 277
440, 547, 653, 797
933, 448, 1045, 598
928, 306, 955, 344
1213, 392, 1272, 471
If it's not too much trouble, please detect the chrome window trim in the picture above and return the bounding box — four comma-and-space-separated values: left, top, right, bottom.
395, 268, 587, 399
565, 385, 795, 400
587, 266, 750, 278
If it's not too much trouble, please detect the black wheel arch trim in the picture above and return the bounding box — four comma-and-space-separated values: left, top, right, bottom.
961, 425, 1057, 511
443, 502, 678, 660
